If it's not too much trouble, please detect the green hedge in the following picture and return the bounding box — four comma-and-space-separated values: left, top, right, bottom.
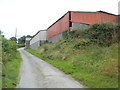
63, 22, 119, 47
2, 37, 17, 63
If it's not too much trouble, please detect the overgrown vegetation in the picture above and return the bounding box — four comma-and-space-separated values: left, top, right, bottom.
26, 22, 119, 88
0, 36, 2, 89
2, 36, 22, 88
2, 52, 22, 88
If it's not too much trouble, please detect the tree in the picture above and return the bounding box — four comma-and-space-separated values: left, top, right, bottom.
18, 36, 26, 44
0, 30, 2, 35
26, 35, 32, 38
18, 35, 32, 44
10, 37, 17, 43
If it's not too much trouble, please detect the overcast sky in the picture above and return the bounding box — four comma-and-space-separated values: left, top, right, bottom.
0, 0, 119, 39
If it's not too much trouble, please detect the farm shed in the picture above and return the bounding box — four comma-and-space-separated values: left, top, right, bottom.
29, 30, 47, 50
25, 37, 31, 48
47, 11, 117, 42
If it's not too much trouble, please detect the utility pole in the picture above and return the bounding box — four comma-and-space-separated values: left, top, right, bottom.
15, 27, 17, 38
15, 28, 18, 46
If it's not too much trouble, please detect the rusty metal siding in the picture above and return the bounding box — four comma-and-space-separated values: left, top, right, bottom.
71, 12, 116, 24
48, 12, 70, 38
99, 13, 116, 24
71, 12, 100, 24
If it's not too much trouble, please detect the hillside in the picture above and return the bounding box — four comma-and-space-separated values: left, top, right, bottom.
26, 22, 119, 88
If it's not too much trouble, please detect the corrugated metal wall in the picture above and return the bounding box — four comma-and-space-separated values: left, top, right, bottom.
30, 30, 47, 50
71, 12, 116, 24
30, 30, 47, 45
39, 30, 47, 41
47, 12, 70, 38
99, 12, 116, 23
30, 31, 40, 45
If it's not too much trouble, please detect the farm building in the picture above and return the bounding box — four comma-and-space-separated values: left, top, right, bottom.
25, 37, 31, 48
47, 11, 117, 42
27, 11, 117, 50
29, 30, 47, 50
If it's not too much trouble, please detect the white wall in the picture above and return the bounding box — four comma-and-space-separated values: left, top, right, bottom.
39, 30, 47, 40
30, 30, 47, 45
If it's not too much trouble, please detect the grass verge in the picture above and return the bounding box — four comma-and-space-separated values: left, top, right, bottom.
25, 43, 118, 88
2, 51, 22, 88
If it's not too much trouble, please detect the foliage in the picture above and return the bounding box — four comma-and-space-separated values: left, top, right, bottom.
2, 36, 22, 88
0, 30, 3, 35
73, 39, 91, 49
63, 22, 118, 47
18, 35, 32, 45
2, 51, 22, 88
114, 24, 120, 43
10, 37, 17, 43
87, 22, 116, 46
2, 37, 17, 63
18, 36, 26, 44
63, 28, 88, 40
0, 36, 2, 89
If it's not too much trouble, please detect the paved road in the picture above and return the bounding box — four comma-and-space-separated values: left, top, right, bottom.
17, 48, 84, 88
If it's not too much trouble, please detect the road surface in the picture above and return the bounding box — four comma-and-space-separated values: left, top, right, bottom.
17, 48, 84, 88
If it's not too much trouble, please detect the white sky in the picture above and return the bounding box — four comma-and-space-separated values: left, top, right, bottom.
0, 0, 119, 39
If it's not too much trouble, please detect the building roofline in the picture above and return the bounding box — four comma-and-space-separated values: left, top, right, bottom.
29, 29, 47, 41
97, 11, 117, 16
47, 11, 70, 29
70, 10, 117, 16
69, 11, 97, 13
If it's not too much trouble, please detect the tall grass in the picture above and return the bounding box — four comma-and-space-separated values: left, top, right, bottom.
26, 43, 118, 88
2, 52, 22, 88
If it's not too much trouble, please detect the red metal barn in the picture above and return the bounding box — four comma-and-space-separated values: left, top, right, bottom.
47, 11, 117, 42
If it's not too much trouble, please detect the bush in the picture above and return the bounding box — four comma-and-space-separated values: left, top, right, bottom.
63, 22, 118, 47
2, 37, 17, 63
63, 28, 88, 40
74, 39, 91, 49
113, 24, 120, 43
87, 22, 115, 46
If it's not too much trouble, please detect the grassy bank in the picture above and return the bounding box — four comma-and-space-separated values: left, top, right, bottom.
25, 42, 118, 88
2, 51, 22, 88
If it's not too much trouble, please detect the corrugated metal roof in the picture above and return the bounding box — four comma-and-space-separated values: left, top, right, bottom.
70, 11, 117, 16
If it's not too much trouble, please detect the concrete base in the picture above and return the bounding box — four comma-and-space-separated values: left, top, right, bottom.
30, 40, 46, 50
48, 33, 63, 43
70, 22, 88, 30
30, 41, 40, 50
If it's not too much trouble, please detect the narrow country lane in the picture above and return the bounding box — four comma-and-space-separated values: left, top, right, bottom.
17, 48, 84, 88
